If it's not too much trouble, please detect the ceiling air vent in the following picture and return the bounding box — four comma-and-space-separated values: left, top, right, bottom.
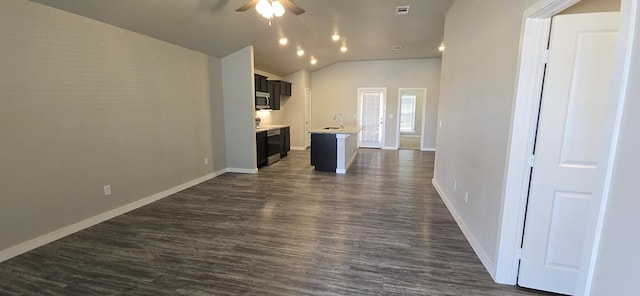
396, 6, 410, 15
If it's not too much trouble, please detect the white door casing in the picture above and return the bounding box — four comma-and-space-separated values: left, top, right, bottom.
357, 88, 386, 148
518, 12, 619, 295
304, 88, 311, 148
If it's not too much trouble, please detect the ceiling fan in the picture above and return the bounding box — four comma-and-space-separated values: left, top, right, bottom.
235, 0, 306, 19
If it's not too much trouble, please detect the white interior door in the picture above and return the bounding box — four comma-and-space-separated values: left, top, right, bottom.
304, 88, 311, 148
358, 88, 386, 148
518, 12, 619, 295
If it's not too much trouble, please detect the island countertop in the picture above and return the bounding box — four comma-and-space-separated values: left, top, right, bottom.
255, 124, 289, 133
310, 126, 363, 134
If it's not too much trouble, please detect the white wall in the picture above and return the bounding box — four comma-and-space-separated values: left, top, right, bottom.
222, 46, 257, 172
310, 59, 441, 149
284, 69, 311, 149
589, 1, 639, 294
433, 0, 537, 277
0, 0, 221, 253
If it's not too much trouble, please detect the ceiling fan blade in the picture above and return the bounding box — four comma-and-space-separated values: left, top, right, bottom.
279, 0, 305, 15
235, 0, 259, 12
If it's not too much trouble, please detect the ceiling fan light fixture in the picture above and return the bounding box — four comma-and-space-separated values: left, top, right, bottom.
272, 1, 285, 17
256, 0, 274, 18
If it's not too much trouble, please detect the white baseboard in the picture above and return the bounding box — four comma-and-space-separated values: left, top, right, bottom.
0, 172, 219, 263
213, 168, 227, 177
421, 147, 436, 152
290, 146, 308, 151
226, 167, 258, 174
432, 178, 497, 281
382, 146, 399, 150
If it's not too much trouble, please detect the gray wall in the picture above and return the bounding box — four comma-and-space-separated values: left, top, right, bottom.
0, 0, 221, 251
310, 59, 441, 149
433, 0, 537, 275
209, 56, 227, 172
222, 46, 257, 171
559, 0, 621, 14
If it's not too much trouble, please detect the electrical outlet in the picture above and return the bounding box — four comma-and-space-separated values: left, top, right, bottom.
454, 180, 457, 191
204, 157, 209, 165
465, 192, 469, 204
104, 185, 111, 196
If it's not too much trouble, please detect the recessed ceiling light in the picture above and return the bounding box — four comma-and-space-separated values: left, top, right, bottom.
438, 43, 445, 52
392, 45, 402, 51
331, 34, 340, 41
297, 49, 305, 56
340, 46, 348, 52
279, 37, 288, 45
310, 57, 317, 65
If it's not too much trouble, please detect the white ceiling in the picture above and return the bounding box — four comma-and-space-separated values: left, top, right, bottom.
29, 0, 454, 76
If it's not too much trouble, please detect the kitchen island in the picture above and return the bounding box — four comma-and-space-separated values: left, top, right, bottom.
310, 127, 362, 174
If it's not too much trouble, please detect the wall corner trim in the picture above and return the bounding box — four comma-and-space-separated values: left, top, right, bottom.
0, 171, 222, 263
432, 178, 497, 281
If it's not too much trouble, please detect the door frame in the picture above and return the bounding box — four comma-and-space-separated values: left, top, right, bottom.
357, 87, 387, 148
496, 0, 637, 294
395, 88, 428, 150
304, 88, 312, 148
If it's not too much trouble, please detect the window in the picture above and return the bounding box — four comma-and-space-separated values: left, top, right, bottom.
400, 95, 416, 133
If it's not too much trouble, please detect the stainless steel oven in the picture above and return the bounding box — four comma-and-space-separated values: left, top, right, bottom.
255, 91, 271, 110
266, 129, 281, 165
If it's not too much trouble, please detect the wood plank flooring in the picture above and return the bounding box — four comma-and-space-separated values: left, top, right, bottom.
0, 149, 551, 295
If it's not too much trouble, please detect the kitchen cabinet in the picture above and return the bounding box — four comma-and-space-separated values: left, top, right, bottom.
267, 80, 281, 110
270, 80, 292, 97
256, 131, 267, 167
254, 74, 268, 93
280, 127, 290, 157
311, 133, 337, 172
280, 81, 292, 96
267, 80, 293, 110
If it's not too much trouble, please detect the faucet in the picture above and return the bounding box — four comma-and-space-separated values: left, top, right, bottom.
332, 113, 344, 129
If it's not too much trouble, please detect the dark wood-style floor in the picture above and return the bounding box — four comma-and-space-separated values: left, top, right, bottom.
0, 149, 549, 295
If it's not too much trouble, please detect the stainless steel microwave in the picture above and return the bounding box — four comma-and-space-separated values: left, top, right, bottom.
255, 91, 271, 110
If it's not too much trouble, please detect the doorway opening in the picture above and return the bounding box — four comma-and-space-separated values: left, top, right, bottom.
497, 0, 633, 295
357, 88, 386, 148
396, 88, 427, 150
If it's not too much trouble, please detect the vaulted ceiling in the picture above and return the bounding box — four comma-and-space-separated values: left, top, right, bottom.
30, 0, 454, 76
